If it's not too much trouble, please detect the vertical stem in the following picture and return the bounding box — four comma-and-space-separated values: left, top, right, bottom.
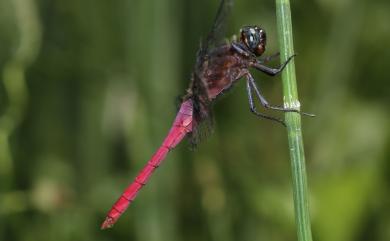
275, 1, 313, 241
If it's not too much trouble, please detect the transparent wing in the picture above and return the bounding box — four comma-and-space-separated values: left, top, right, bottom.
199, 0, 234, 57
189, 0, 233, 147
187, 72, 214, 148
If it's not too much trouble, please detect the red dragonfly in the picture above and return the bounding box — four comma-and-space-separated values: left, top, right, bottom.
101, 0, 313, 229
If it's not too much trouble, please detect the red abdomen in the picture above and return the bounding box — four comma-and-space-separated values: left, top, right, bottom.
101, 100, 193, 229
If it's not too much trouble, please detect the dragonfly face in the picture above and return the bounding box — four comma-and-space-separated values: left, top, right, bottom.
240, 26, 267, 56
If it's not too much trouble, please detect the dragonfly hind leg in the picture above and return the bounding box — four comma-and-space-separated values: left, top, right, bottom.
246, 73, 315, 117
246, 77, 286, 126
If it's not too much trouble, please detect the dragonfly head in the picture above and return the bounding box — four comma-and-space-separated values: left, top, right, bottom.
240, 26, 266, 56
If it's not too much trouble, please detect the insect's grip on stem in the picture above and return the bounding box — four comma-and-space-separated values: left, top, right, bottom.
275, 0, 314, 241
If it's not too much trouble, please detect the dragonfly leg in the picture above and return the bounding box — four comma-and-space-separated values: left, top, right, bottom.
247, 73, 315, 117
246, 77, 286, 126
250, 54, 296, 76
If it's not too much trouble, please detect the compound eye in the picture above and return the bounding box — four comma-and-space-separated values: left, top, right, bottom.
247, 34, 257, 48
241, 27, 259, 50
240, 26, 266, 56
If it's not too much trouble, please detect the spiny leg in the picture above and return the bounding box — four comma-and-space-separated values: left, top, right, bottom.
247, 73, 315, 117
246, 77, 286, 126
250, 54, 296, 76
232, 43, 284, 66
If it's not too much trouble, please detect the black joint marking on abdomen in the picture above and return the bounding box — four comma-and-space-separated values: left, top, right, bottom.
121, 194, 131, 202
148, 160, 160, 168
113, 205, 124, 214
162, 144, 172, 151
134, 178, 146, 186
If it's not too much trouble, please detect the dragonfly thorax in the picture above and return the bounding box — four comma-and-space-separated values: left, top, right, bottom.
240, 26, 266, 56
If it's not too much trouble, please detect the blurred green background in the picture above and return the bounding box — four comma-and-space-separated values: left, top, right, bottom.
0, 0, 389, 241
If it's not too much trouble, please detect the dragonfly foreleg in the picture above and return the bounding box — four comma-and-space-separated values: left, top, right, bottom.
245, 75, 286, 126
250, 54, 296, 76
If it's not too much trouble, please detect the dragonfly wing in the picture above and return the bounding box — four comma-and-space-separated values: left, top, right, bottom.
188, 72, 214, 148
202, 0, 234, 55
190, 0, 234, 146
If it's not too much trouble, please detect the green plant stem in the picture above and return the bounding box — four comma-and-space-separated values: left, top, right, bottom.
275, 1, 313, 241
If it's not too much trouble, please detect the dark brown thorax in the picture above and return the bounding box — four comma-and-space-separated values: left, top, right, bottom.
197, 44, 249, 100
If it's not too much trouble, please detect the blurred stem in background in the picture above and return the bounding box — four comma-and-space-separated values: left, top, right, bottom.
122, 1, 182, 240
0, 0, 41, 210
275, 0, 313, 241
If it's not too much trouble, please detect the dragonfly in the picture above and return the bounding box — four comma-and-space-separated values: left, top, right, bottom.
101, 0, 313, 229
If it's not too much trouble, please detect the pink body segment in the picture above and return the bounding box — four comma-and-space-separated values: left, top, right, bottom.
101, 99, 193, 229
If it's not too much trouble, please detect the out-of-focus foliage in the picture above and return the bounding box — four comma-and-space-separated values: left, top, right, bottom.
0, 0, 389, 241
